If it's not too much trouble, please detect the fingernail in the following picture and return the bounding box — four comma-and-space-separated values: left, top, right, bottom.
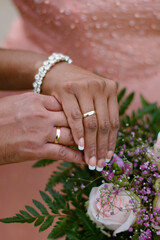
108, 151, 113, 158
88, 156, 96, 166
106, 158, 111, 163
97, 158, 105, 168
88, 165, 96, 170
96, 166, 103, 172
78, 138, 84, 151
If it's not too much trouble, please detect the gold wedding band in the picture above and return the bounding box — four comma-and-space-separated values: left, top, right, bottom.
54, 127, 61, 144
83, 110, 96, 118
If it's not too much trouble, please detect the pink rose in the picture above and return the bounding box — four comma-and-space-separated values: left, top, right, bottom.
87, 183, 138, 236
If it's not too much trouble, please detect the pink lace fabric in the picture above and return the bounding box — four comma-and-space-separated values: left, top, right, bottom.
0, 1, 160, 239
4, 0, 160, 107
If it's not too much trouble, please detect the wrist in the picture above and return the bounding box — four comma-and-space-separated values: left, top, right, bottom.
33, 53, 72, 94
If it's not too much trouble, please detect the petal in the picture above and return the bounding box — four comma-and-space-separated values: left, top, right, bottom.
113, 211, 137, 236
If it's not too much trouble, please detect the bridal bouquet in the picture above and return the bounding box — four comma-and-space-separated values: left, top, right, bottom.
0, 89, 160, 240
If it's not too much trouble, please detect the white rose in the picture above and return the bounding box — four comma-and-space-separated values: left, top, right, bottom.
87, 183, 138, 236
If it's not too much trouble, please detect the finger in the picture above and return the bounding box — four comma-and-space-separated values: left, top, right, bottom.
61, 94, 84, 149
41, 94, 62, 111
108, 95, 119, 158
39, 144, 84, 163
48, 111, 69, 127
77, 92, 97, 169
48, 127, 75, 146
94, 96, 110, 170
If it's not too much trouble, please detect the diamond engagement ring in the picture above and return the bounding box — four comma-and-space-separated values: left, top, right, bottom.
83, 110, 96, 118
54, 127, 61, 144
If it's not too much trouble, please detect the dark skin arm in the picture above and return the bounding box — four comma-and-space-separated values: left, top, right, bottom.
0, 48, 46, 90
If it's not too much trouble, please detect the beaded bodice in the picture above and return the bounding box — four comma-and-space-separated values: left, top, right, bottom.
6, 0, 160, 104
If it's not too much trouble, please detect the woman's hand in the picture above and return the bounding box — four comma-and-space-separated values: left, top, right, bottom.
42, 63, 119, 170
0, 92, 84, 165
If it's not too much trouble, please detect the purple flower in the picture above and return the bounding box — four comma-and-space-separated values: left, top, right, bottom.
80, 184, 85, 189
144, 222, 149, 228
124, 162, 133, 175
73, 187, 78, 192
108, 172, 114, 181
156, 231, 160, 236
139, 177, 144, 181
143, 196, 148, 201
128, 227, 133, 232
118, 132, 122, 137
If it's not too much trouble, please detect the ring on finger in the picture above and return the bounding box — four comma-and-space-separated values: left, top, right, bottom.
54, 127, 61, 144
83, 110, 96, 118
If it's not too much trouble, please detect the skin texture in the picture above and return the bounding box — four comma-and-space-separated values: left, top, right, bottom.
0, 92, 83, 165
0, 49, 119, 167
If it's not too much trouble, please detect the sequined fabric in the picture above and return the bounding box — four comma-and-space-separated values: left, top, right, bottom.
4, 0, 160, 106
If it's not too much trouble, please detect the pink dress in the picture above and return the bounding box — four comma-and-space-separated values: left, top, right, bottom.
0, 0, 160, 239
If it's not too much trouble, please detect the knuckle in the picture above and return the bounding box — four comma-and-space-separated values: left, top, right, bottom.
99, 120, 111, 134
70, 109, 82, 121
93, 79, 106, 91
75, 152, 82, 162
111, 119, 120, 129
32, 110, 48, 119
59, 146, 67, 159
86, 116, 97, 131
109, 80, 117, 93
63, 82, 74, 94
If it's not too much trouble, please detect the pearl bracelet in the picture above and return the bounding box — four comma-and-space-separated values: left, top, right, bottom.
33, 53, 72, 94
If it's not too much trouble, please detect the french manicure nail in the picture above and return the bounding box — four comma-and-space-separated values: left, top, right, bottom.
106, 158, 111, 163
78, 145, 84, 151
97, 158, 105, 168
88, 156, 96, 166
78, 138, 84, 151
108, 151, 113, 158
96, 166, 103, 172
88, 165, 96, 170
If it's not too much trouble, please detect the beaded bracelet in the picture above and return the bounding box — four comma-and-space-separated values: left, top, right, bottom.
33, 53, 72, 94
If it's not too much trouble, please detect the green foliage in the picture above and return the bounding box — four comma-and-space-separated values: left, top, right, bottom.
47, 218, 66, 239
0, 88, 160, 240
48, 161, 74, 187
33, 199, 49, 215
32, 159, 56, 168
119, 92, 135, 116
117, 88, 126, 103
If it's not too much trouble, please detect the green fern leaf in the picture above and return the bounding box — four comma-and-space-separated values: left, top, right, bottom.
46, 185, 67, 210
20, 210, 32, 218
34, 216, 45, 227
119, 92, 134, 116
16, 214, 25, 220
118, 88, 126, 103
47, 218, 66, 239
25, 205, 40, 217
0, 216, 26, 223
40, 191, 58, 214
140, 95, 150, 107
33, 200, 49, 215
39, 216, 54, 232
32, 159, 56, 168
48, 161, 74, 187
